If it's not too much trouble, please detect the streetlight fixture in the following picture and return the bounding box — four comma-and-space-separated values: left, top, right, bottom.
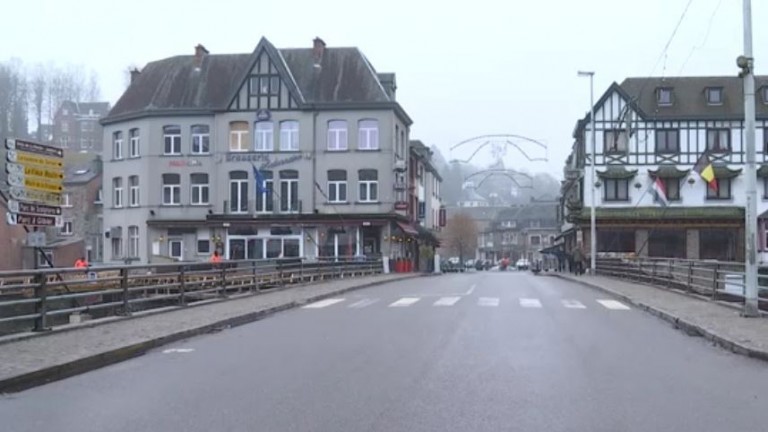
577, 70, 597, 274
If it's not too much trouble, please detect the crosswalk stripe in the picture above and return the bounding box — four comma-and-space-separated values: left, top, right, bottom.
434, 296, 461, 306
519, 298, 542, 308
389, 297, 420, 307
597, 299, 631, 310
348, 298, 379, 308
562, 299, 586, 309
478, 297, 500, 307
303, 298, 345, 309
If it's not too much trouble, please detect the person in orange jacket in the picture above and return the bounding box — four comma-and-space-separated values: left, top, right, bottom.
74, 256, 89, 268
210, 250, 222, 263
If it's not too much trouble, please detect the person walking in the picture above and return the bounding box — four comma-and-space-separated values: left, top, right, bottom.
74, 256, 89, 268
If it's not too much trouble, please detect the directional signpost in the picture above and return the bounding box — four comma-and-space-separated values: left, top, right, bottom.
5, 138, 64, 228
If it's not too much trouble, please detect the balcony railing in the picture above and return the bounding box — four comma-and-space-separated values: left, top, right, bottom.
222, 200, 302, 215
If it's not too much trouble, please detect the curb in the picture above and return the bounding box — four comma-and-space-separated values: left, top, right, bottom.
553, 274, 768, 363
0, 274, 420, 394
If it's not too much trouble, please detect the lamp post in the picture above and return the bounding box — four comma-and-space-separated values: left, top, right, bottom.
577, 70, 597, 274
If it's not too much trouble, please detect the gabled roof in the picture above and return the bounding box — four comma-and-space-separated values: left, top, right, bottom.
104, 37, 402, 124
74, 102, 110, 117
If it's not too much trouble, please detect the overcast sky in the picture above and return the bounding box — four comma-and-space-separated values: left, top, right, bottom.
3, 0, 765, 178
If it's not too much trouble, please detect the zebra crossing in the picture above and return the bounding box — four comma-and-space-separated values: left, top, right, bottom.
302, 296, 631, 311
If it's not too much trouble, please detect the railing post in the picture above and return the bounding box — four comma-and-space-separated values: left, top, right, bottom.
178, 265, 187, 306
251, 261, 258, 292
712, 263, 719, 300
667, 260, 673, 288
687, 261, 693, 293
219, 263, 227, 298
651, 260, 657, 284
279, 261, 285, 288
33, 273, 49, 332
120, 267, 131, 316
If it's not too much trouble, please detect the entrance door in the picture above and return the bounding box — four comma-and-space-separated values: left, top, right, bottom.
229, 238, 246, 260
247, 238, 264, 260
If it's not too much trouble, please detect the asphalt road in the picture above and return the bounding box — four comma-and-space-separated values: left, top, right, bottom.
3, 272, 768, 432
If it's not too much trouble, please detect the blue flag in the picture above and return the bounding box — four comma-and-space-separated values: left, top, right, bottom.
251, 163, 267, 194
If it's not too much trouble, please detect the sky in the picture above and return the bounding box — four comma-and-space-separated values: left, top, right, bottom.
2, 0, 765, 179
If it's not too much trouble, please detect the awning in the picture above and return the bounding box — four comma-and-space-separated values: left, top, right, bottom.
415, 224, 440, 246
396, 221, 418, 236
758, 164, 768, 178
712, 165, 742, 179
648, 166, 690, 178
596, 166, 638, 179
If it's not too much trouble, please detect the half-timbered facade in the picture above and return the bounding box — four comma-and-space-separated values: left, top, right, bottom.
100, 37, 429, 264
561, 76, 768, 262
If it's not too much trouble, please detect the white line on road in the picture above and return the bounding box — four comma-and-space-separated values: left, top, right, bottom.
465, 284, 476, 295
163, 348, 195, 354
597, 299, 631, 310
348, 298, 379, 308
389, 297, 420, 307
302, 298, 346, 309
434, 296, 461, 306
519, 298, 542, 308
478, 297, 500, 307
562, 299, 586, 309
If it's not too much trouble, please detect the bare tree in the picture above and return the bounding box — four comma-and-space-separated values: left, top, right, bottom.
85, 69, 100, 102
30, 65, 46, 141
0, 60, 29, 140
442, 213, 478, 262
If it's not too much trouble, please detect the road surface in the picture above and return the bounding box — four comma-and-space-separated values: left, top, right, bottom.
3, 272, 768, 432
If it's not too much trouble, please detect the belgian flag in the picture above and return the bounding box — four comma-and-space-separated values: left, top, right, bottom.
694, 153, 717, 191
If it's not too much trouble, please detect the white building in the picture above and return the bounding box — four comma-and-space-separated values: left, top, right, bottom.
560, 76, 768, 262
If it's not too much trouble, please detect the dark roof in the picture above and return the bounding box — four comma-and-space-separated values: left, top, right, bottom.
64, 166, 99, 185
106, 38, 400, 123
74, 102, 110, 117
618, 76, 768, 120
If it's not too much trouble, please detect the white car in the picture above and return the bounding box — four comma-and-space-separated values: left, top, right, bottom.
516, 259, 530, 270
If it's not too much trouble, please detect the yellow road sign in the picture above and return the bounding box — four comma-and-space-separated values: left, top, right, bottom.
6, 162, 63, 180
8, 186, 61, 205
7, 174, 62, 193
6, 149, 64, 169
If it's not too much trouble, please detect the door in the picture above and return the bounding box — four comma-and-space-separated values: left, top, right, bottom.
169, 239, 183, 261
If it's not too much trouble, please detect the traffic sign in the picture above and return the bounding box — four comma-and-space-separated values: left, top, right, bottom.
27, 231, 46, 247
6, 149, 63, 169
8, 187, 61, 206
5, 138, 64, 158
6, 162, 63, 180
8, 199, 62, 216
6, 212, 62, 228
7, 174, 63, 193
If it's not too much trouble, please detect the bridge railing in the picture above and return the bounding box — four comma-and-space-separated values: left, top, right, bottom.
596, 255, 768, 309
0, 257, 383, 336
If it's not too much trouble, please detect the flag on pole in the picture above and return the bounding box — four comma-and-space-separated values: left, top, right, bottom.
649, 176, 669, 207
251, 163, 267, 193
693, 153, 717, 191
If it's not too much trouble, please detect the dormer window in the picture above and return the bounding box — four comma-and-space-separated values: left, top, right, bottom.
657, 87, 673, 106
762, 87, 768, 104
706, 87, 723, 105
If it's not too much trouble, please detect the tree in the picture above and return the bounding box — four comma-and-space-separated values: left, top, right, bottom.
442, 213, 478, 262
0, 60, 29, 141
30, 66, 46, 141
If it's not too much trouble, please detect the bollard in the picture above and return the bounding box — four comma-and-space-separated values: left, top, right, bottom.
33, 273, 49, 332
119, 267, 131, 316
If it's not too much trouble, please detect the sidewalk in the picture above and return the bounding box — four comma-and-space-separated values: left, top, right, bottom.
0, 273, 419, 393
554, 273, 768, 361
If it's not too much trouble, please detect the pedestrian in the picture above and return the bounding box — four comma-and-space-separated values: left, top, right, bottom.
210, 250, 222, 264
74, 256, 89, 268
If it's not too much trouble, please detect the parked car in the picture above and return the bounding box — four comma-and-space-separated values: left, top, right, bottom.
475, 260, 491, 271
516, 259, 530, 270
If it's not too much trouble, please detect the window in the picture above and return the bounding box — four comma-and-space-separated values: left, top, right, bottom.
191, 125, 210, 154
707, 178, 732, 200
197, 239, 210, 254
655, 129, 679, 153
168, 239, 183, 260
128, 226, 139, 258
707, 129, 730, 152
603, 130, 628, 153
279, 170, 299, 213
61, 192, 72, 207
279, 121, 299, 151
129, 175, 140, 207
764, 177, 768, 199
129, 128, 140, 158
358, 119, 379, 150
251, 76, 280, 95
254, 121, 274, 151
61, 122, 69, 133
163, 125, 181, 155
95, 188, 103, 204
61, 220, 73, 236
706, 87, 723, 105
530, 235, 541, 246
358, 169, 378, 202
659, 177, 681, 201
36, 250, 53, 268
190, 173, 209, 205
255, 170, 274, 213
763, 87, 768, 104
327, 120, 348, 151
603, 178, 629, 202
111, 238, 123, 259
657, 87, 673, 106
80, 138, 92, 149
162, 173, 181, 205
229, 121, 249, 152
229, 171, 249, 213
113, 177, 123, 208
327, 170, 347, 203
59, 136, 69, 148
81, 121, 93, 132
113, 131, 123, 160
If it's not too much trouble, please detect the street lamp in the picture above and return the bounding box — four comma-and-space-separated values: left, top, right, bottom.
577, 70, 597, 274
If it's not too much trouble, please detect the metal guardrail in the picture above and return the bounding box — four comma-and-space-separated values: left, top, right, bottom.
596, 256, 768, 309
0, 257, 383, 335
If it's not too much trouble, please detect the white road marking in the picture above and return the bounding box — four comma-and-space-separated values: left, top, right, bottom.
348, 298, 379, 308
389, 297, 420, 307
465, 284, 476, 295
478, 297, 500, 307
519, 298, 542, 308
597, 299, 631, 310
162, 348, 195, 354
434, 296, 461, 306
562, 299, 586, 309
302, 298, 345, 309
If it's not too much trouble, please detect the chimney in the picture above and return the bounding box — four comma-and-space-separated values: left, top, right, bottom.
194, 44, 209, 68
312, 37, 326, 66
130, 68, 141, 84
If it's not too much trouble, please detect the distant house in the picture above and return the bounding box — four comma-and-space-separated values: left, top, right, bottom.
479, 199, 559, 263
52, 101, 110, 153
